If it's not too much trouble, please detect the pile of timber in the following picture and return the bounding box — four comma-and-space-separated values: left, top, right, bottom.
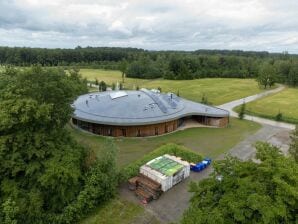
128, 174, 162, 203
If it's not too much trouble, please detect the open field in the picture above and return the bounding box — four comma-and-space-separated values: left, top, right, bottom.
235, 87, 298, 124
79, 69, 266, 105
68, 118, 261, 167
80, 198, 159, 224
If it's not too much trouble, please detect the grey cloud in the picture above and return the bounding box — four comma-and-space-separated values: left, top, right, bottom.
0, 0, 298, 52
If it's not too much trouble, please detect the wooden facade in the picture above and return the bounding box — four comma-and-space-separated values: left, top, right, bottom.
190, 116, 229, 128
72, 115, 228, 137
72, 118, 178, 137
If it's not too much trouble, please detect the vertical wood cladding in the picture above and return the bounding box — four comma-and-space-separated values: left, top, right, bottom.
72, 115, 228, 137
73, 118, 178, 137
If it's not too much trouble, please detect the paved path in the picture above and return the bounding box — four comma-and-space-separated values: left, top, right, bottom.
218, 124, 291, 161
218, 85, 295, 130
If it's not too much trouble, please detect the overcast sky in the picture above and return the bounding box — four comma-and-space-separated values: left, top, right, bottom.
0, 0, 298, 52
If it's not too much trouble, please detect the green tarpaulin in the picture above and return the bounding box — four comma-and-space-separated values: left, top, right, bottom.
147, 156, 184, 176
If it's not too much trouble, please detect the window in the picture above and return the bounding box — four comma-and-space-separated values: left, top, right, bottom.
108, 128, 113, 136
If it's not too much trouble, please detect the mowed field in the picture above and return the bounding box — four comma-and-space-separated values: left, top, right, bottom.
241, 87, 298, 124
68, 118, 261, 167
80, 69, 264, 105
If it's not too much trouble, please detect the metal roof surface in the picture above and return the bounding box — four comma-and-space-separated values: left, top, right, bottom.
72, 89, 229, 126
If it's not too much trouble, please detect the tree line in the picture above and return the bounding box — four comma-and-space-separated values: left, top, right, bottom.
0, 46, 298, 86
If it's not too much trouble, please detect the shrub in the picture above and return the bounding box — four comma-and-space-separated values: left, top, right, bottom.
120, 143, 203, 181
238, 102, 246, 120
275, 111, 283, 121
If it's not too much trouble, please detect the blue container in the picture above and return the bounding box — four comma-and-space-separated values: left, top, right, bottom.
190, 158, 212, 172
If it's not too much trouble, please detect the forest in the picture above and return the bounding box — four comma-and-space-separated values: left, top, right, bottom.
0, 46, 297, 86
0, 67, 119, 224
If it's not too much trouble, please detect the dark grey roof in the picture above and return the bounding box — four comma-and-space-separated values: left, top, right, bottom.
72, 89, 229, 126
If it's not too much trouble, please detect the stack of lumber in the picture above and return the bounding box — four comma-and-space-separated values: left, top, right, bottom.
128, 176, 139, 191
128, 174, 162, 203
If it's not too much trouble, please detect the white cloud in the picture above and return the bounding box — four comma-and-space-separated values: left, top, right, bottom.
0, 0, 298, 52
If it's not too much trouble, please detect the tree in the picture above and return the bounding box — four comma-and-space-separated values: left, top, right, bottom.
257, 62, 277, 88
182, 142, 298, 224
200, 93, 210, 105
238, 102, 246, 119
275, 110, 283, 121
119, 60, 128, 83
98, 81, 107, 91
95, 78, 99, 85
289, 126, 298, 162
111, 83, 116, 90
287, 64, 298, 87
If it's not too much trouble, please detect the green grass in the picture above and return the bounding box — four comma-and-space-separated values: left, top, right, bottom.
235, 87, 298, 124
79, 69, 264, 105
79, 198, 159, 224
68, 118, 261, 167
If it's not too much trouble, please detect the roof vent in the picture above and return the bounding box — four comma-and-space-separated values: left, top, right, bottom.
110, 91, 128, 100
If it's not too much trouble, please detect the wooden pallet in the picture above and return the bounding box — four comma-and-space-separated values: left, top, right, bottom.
138, 174, 161, 190
135, 188, 153, 203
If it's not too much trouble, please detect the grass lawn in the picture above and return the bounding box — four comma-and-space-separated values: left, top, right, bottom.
80, 198, 159, 224
236, 87, 298, 124
68, 118, 261, 167
79, 69, 264, 105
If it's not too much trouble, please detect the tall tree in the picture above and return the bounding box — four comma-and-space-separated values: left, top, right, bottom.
119, 60, 128, 83
257, 62, 277, 88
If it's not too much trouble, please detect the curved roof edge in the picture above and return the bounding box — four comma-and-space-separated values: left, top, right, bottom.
73, 107, 229, 126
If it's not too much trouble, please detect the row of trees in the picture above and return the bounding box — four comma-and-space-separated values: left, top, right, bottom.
0, 46, 143, 66
1, 46, 297, 86
0, 67, 119, 223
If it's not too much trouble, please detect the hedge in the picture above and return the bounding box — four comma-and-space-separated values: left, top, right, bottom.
120, 143, 203, 181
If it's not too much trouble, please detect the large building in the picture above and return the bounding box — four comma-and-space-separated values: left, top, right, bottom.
71, 88, 229, 137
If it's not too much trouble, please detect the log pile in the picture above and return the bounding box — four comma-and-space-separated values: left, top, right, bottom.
128, 174, 162, 203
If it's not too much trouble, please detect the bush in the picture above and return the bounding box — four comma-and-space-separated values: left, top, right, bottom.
275, 111, 283, 121
120, 143, 203, 181
238, 102, 246, 120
